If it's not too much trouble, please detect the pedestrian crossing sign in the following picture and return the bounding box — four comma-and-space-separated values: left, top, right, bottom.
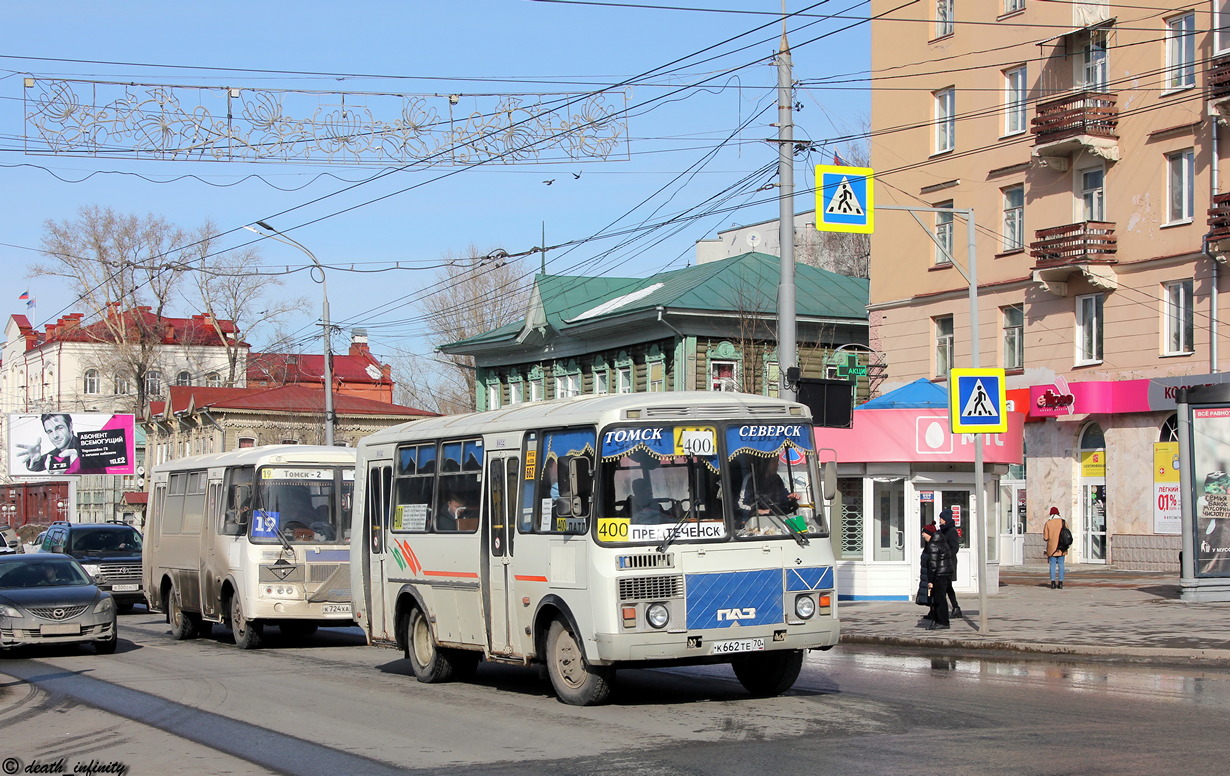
815, 164, 874, 234
949, 368, 1007, 434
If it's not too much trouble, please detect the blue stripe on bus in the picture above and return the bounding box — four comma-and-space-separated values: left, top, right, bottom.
784, 566, 833, 592
303, 549, 350, 562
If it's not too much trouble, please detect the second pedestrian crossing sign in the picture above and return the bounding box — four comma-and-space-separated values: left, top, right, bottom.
949, 368, 1007, 434
815, 164, 874, 234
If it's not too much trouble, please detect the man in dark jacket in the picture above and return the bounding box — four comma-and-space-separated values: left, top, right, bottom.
925, 509, 959, 630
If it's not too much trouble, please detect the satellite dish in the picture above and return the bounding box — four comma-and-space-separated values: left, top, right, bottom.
746, 232, 762, 248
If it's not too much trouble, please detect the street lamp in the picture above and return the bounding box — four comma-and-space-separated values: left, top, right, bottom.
245, 221, 335, 446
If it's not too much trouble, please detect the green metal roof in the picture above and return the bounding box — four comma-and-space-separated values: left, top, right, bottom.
443, 252, 868, 350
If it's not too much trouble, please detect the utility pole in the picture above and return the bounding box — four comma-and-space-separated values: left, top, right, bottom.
775, 6, 797, 401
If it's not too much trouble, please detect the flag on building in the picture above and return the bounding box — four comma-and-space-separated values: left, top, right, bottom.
832, 151, 845, 166
18, 291, 29, 300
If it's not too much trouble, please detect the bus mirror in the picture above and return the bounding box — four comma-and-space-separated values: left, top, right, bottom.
821, 462, 837, 501
569, 457, 593, 499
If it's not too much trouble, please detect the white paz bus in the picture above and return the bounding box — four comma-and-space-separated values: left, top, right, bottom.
144, 445, 356, 648
351, 392, 839, 705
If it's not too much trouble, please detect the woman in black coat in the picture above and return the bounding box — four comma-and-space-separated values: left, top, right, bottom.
924, 510, 958, 630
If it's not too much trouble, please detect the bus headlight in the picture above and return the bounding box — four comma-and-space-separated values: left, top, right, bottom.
262, 585, 302, 600
794, 594, 816, 620
646, 602, 669, 629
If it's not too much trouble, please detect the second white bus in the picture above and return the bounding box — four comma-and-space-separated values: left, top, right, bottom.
351, 392, 839, 705
144, 445, 356, 648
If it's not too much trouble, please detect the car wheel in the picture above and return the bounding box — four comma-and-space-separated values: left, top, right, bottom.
94, 623, 118, 654
230, 595, 263, 650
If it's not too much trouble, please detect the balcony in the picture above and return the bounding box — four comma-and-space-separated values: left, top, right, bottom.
1029, 221, 1119, 296
1209, 55, 1230, 121
1208, 192, 1230, 261
1031, 92, 1119, 170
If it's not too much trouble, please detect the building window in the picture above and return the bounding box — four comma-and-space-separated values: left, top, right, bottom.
617, 366, 633, 394
934, 88, 955, 153
1081, 167, 1105, 222
1166, 13, 1196, 90
935, 315, 955, 376
487, 382, 502, 410
1164, 279, 1194, 355
1219, 1, 1230, 53
935, 0, 953, 38
1167, 149, 1195, 223
1002, 305, 1024, 369
647, 361, 665, 392
205, 372, 221, 387
83, 369, 100, 395
1003, 66, 1027, 135
114, 375, 130, 395
593, 368, 609, 395
509, 381, 524, 405
1160, 414, 1179, 442
935, 201, 954, 264
1004, 0, 1024, 13
765, 361, 780, 398
1082, 30, 1108, 91
711, 361, 738, 392
530, 377, 544, 402
145, 370, 163, 398
176, 370, 191, 387
1076, 293, 1104, 364
1002, 185, 1024, 251
281, 438, 299, 445
554, 373, 580, 399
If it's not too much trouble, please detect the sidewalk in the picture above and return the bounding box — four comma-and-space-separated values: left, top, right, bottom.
838, 565, 1230, 665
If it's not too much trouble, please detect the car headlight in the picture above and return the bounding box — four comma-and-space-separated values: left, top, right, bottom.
0, 604, 22, 618
94, 596, 116, 614
82, 563, 101, 577
646, 602, 669, 629
794, 594, 816, 620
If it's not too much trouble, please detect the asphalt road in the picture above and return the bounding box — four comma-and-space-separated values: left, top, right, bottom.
1, 608, 1227, 775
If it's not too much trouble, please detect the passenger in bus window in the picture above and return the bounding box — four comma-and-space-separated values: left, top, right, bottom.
437, 492, 468, 531
736, 456, 798, 527
630, 478, 669, 524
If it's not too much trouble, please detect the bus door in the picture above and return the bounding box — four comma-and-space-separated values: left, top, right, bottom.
484, 453, 520, 656
364, 461, 394, 641
201, 478, 224, 619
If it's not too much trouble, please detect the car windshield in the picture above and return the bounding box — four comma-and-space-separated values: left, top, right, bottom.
250, 466, 355, 544
67, 526, 143, 555
0, 558, 92, 588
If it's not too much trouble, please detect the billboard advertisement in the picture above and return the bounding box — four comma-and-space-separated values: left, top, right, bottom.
1190, 406, 1230, 577
7, 412, 136, 477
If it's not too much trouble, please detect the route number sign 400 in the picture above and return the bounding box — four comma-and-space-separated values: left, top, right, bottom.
675, 427, 716, 457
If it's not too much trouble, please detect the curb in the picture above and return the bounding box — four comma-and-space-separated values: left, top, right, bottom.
840, 634, 1230, 665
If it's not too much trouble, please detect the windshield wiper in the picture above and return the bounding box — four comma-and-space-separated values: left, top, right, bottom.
655, 503, 698, 554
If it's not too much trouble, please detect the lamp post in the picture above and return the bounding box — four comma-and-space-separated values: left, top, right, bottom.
245, 221, 335, 446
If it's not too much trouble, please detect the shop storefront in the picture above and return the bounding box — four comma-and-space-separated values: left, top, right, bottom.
822, 380, 1024, 601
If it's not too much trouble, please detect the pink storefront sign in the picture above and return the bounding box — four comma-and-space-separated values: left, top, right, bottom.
1028, 373, 1230, 418
819, 409, 1024, 465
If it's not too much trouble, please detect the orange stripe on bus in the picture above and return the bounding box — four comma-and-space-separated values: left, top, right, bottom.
514, 575, 548, 582
422, 570, 480, 578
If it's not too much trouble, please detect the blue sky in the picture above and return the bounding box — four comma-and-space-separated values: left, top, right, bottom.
1, 1, 870, 363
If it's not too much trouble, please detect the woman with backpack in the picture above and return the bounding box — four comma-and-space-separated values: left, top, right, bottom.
1042, 506, 1071, 589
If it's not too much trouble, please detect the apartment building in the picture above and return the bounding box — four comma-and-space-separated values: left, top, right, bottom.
869, 1, 1229, 570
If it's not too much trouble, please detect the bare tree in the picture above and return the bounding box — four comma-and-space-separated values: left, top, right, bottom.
32, 206, 198, 413
184, 221, 307, 386
420, 246, 530, 414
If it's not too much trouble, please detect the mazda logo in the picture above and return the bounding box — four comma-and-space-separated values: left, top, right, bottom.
52, 608, 66, 619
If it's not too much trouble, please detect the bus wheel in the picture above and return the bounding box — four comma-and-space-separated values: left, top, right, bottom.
167, 587, 198, 640
546, 618, 612, 706
230, 595, 264, 650
406, 606, 456, 683
731, 650, 803, 697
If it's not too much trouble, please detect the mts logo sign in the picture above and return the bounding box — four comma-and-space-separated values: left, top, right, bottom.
716, 607, 757, 622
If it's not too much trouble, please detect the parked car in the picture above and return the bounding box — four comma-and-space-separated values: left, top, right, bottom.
0, 524, 20, 554
40, 523, 144, 612
0, 554, 118, 654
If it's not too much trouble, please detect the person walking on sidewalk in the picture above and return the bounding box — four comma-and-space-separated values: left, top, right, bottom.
1043, 506, 1068, 589
938, 511, 962, 618
924, 510, 958, 630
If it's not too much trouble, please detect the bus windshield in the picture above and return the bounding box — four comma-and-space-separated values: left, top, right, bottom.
596, 421, 824, 545
251, 466, 354, 544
